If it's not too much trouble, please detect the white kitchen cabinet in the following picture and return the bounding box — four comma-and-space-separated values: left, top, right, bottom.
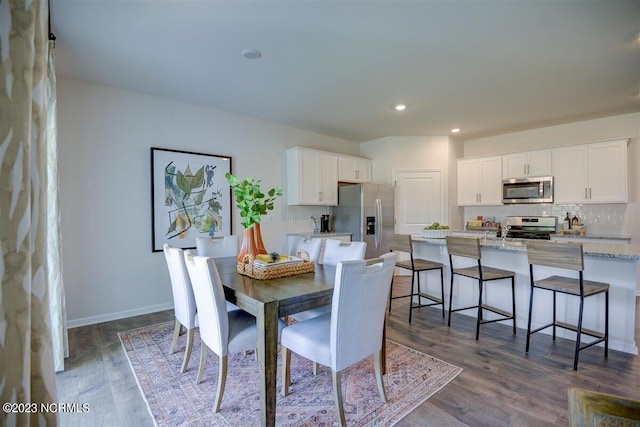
338, 155, 371, 183
286, 147, 339, 205
502, 149, 552, 179
552, 138, 628, 204
457, 156, 503, 206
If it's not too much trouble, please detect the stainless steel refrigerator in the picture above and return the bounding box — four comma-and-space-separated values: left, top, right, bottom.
333, 183, 394, 259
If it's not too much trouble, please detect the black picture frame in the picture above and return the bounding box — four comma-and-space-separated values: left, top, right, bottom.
151, 147, 232, 252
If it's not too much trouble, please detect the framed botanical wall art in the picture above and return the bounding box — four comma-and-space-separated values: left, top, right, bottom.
151, 147, 232, 252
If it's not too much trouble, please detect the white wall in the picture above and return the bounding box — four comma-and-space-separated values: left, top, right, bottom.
57, 78, 361, 326
359, 136, 457, 226
463, 113, 639, 157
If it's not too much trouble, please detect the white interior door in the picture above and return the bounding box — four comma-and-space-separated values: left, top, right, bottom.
394, 170, 443, 235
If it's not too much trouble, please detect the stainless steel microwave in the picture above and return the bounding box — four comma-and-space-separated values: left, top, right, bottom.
502, 176, 553, 204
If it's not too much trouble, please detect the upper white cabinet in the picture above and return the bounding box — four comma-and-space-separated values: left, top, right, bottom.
502, 149, 552, 179
457, 156, 503, 206
338, 155, 371, 183
552, 138, 628, 204
286, 147, 339, 205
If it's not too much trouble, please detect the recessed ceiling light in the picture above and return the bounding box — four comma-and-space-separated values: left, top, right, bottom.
241, 48, 262, 60
451, 128, 461, 133
395, 104, 407, 111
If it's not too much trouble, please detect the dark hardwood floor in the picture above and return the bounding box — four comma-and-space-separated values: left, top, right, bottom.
56, 277, 640, 426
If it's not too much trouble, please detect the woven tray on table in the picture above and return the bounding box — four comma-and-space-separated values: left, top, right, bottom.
237, 251, 315, 280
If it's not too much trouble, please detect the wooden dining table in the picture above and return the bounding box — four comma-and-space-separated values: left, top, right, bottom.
213, 256, 337, 427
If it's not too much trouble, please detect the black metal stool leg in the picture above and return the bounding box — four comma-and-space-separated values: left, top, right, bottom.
526, 286, 534, 352
552, 291, 557, 340
511, 277, 516, 335
439, 267, 445, 318
447, 272, 454, 327
604, 290, 609, 357
476, 280, 483, 340
408, 271, 416, 323
416, 270, 422, 307
573, 296, 585, 371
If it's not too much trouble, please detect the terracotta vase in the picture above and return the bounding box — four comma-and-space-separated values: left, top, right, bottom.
253, 223, 268, 255
237, 228, 258, 261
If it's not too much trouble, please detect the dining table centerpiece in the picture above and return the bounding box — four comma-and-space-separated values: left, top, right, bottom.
225, 173, 283, 261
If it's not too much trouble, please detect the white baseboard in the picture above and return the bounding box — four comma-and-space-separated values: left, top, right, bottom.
67, 302, 174, 329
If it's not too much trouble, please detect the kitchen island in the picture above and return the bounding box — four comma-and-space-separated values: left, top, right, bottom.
412, 236, 639, 355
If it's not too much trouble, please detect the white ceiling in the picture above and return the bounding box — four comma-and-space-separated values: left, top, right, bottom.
51, 0, 640, 142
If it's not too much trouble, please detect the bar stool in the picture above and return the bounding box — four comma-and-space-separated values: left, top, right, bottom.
388, 233, 444, 323
525, 241, 609, 371
446, 236, 516, 340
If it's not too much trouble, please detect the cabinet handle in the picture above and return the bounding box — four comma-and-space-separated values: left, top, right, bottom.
478, 193, 481, 203
355, 170, 359, 180
584, 188, 588, 199
318, 191, 323, 201
589, 188, 592, 199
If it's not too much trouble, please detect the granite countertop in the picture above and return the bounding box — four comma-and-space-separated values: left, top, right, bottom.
412, 235, 640, 260
287, 232, 352, 237
552, 234, 632, 241
455, 229, 632, 242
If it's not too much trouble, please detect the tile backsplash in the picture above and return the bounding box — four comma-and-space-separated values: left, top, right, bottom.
284, 205, 334, 234
464, 204, 632, 236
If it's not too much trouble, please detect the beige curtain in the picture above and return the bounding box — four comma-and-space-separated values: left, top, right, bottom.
1, 0, 59, 425
46, 38, 69, 373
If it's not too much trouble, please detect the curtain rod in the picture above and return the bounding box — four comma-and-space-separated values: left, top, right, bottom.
48, 0, 56, 41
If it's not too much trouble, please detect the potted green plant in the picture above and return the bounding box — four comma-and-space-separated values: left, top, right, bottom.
225, 173, 283, 261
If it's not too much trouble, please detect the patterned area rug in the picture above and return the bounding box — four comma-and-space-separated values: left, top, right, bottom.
119, 321, 462, 426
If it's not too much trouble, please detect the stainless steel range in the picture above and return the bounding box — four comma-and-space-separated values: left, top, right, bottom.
505, 216, 557, 240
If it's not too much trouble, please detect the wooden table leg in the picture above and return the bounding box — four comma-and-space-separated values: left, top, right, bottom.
256, 299, 279, 427
382, 315, 387, 375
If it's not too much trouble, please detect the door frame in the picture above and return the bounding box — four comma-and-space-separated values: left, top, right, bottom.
392, 168, 446, 234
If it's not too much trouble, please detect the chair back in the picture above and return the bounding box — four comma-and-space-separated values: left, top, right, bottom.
527, 241, 583, 271
568, 387, 640, 427
330, 253, 397, 371
287, 236, 323, 263
196, 235, 239, 258
322, 239, 367, 266
446, 236, 481, 260
388, 233, 413, 254
163, 244, 197, 329
183, 252, 230, 356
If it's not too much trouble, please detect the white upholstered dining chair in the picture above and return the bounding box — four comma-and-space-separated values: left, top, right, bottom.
289, 239, 367, 324
184, 252, 287, 412
195, 235, 239, 258
287, 235, 323, 263
280, 253, 397, 427
163, 243, 240, 373
163, 243, 199, 373
321, 239, 367, 267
